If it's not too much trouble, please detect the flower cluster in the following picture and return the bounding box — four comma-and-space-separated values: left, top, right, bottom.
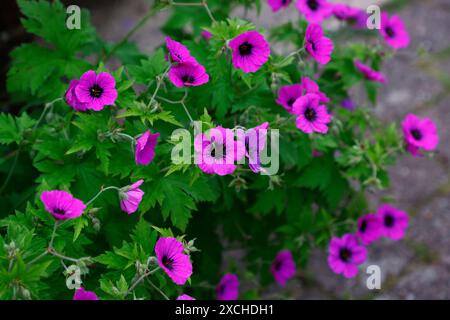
328, 204, 409, 278
277, 77, 332, 134
266, 1, 409, 50
166, 37, 209, 88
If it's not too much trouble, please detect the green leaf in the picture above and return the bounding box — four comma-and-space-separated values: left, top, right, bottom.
126, 49, 168, 85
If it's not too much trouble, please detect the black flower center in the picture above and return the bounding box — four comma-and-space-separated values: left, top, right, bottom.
339, 248, 352, 262
411, 129, 422, 141
181, 74, 195, 84
287, 98, 296, 107
384, 214, 395, 228
274, 260, 282, 271
304, 107, 317, 122
53, 208, 66, 215
162, 255, 174, 271
211, 143, 226, 160
307, 0, 319, 11
239, 42, 253, 56
385, 26, 395, 38
359, 220, 368, 233
89, 84, 103, 98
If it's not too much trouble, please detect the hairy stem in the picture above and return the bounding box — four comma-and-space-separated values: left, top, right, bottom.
85, 186, 121, 207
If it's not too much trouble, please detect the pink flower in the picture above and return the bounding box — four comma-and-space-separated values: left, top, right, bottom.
276, 84, 303, 114
380, 13, 410, 49
135, 130, 160, 166
354, 60, 386, 83
271, 250, 296, 286
168, 63, 209, 88
119, 180, 145, 215
357, 213, 382, 245
74, 70, 117, 111
268, 0, 292, 12
238, 122, 270, 173
376, 204, 409, 241
65, 80, 88, 111
194, 126, 246, 176
216, 273, 239, 300
177, 294, 195, 300
304, 24, 334, 65
166, 36, 197, 64
155, 237, 193, 285
299, 76, 329, 103
296, 0, 333, 24
40, 190, 86, 220
276, 77, 328, 114
332, 3, 361, 21
201, 30, 212, 41
402, 114, 439, 157
327, 234, 367, 278
293, 93, 331, 134
341, 98, 355, 110
229, 31, 270, 73
73, 287, 98, 300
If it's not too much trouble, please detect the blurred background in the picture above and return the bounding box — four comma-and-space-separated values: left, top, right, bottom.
1, 0, 449, 299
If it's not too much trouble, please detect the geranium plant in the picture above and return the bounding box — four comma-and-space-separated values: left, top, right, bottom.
0, 0, 439, 300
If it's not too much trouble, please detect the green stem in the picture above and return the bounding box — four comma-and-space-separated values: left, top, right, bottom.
0, 148, 20, 195
146, 278, 170, 300
147, 65, 171, 109
172, 1, 216, 23
105, 8, 158, 61
85, 186, 120, 207
33, 98, 62, 131
125, 267, 161, 297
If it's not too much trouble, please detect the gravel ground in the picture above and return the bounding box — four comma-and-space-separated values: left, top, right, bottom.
88, 0, 450, 299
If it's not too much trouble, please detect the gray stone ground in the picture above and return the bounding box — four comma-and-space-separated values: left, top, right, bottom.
89, 0, 450, 299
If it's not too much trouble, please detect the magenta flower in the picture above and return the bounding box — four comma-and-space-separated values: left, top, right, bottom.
240, 122, 270, 173
354, 60, 386, 83
341, 98, 355, 110
216, 273, 239, 300
293, 93, 331, 134
376, 204, 409, 241
201, 30, 212, 41
119, 180, 144, 215
402, 114, 439, 157
229, 31, 270, 73
304, 24, 334, 65
271, 250, 297, 286
276, 84, 303, 114
332, 3, 361, 21
268, 0, 292, 12
194, 126, 246, 176
296, 0, 333, 24
327, 234, 367, 278
40, 190, 86, 220
168, 63, 209, 88
135, 130, 160, 166
380, 13, 410, 49
74, 70, 117, 111
65, 80, 88, 111
177, 294, 195, 300
300, 76, 329, 103
166, 36, 197, 64
73, 287, 98, 300
357, 213, 382, 245
155, 237, 193, 285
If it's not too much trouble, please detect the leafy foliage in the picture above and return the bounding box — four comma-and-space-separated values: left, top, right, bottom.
0, 0, 406, 300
